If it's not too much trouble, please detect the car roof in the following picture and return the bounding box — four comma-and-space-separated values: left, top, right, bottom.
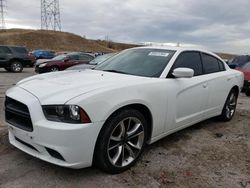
133, 46, 223, 61
135, 45, 211, 53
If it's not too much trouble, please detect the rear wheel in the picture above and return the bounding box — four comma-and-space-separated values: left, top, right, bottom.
219, 89, 238, 121
94, 108, 147, 174
10, 61, 23, 73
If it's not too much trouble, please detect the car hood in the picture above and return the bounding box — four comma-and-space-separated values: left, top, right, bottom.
17, 69, 146, 105
35, 59, 51, 65
36, 59, 62, 66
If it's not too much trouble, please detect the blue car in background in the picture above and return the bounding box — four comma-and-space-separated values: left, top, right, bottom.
31, 50, 55, 59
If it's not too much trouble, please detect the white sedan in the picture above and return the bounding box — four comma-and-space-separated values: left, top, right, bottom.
5, 46, 243, 173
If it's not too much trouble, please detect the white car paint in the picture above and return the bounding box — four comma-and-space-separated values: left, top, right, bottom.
5, 46, 244, 169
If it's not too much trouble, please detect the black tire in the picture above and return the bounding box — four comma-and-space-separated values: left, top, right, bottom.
49, 66, 59, 72
246, 88, 250, 96
94, 108, 148, 174
219, 89, 238, 121
10, 61, 23, 73
4, 67, 11, 72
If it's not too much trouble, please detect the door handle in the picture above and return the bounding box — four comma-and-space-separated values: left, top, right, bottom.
203, 84, 208, 88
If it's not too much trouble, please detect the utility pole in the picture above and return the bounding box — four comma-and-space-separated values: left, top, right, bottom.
41, 0, 61, 31
0, 0, 5, 29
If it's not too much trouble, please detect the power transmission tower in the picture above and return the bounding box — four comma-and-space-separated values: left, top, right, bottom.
41, 0, 61, 31
0, 0, 6, 29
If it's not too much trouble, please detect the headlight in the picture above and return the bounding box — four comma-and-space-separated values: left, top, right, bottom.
42, 105, 91, 124
39, 63, 47, 68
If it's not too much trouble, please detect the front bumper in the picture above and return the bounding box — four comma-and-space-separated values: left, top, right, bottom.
5, 86, 104, 169
35, 66, 50, 74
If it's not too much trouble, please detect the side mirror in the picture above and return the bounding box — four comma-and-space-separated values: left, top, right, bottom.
172, 68, 194, 78
228, 64, 237, 69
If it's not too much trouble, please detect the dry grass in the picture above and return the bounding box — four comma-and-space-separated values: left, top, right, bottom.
0, 29, 113, 52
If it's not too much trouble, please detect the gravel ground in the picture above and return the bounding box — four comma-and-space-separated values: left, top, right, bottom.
0, 68, 250, 188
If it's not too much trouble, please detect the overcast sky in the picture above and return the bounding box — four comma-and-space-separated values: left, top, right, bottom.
4, 0, 250, 54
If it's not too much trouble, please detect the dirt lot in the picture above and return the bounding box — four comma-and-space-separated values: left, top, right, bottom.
0, 68, 250, 188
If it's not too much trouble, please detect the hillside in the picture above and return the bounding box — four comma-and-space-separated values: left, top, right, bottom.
216, 52, 236, 60
0, 29, 237, 60
0, 29, 115, 52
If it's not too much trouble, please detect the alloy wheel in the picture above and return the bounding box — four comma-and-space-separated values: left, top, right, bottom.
107, 117, 144, 167
12, 62, 22, 72
225, 92, 237, 119
50, 67, 59, 72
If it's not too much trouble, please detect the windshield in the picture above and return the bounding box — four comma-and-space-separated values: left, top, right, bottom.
95, 48, 175, 77
52, 54, 67, 61
89, 53, 115, 65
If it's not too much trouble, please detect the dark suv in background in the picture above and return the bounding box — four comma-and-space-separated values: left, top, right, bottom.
228, 55, 250, 68
0, 45, 36, 72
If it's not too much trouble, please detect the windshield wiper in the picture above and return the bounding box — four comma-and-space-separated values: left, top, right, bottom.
103, 69, 129, 74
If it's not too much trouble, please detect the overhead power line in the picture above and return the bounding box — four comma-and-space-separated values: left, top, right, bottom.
41, 0, 61, 31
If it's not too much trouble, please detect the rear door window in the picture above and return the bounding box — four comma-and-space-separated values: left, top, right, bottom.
202, 53, 220, 74
11, 47, 28, 54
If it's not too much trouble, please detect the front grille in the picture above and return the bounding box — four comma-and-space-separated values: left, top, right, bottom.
5, 97, 33, 132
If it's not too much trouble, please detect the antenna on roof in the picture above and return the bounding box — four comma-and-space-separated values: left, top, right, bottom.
41, 0, 61, 31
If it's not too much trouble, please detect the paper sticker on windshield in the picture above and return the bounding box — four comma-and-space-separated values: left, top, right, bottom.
148, 52, 169, 57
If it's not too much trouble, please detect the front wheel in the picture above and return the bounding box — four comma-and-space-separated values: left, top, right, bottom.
219, 89, 238, 121
94, 108, 147, 174
50, 66, 59, 72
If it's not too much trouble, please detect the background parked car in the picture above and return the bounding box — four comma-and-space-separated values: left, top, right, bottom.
228, 55, 250, 68
235, 61, 250, 96
35, 52, 94, 73
0, 45, 36, 72
31, 50, 55, 59
54, 51, 72, 56
66, 53, 116, 71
